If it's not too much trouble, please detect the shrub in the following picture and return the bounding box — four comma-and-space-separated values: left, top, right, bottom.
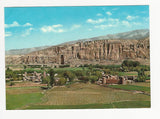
9, 82, 15, 86
89, 76, 98, 83
78, 76, 90, 83
6, 80, 10, 83
74, 70, 85, 77
59, 64, 70, 68
88, 64, 93, 71
42, 76, 50, 84
84, 64, 89, 67
136, 69, 147, 82
137, 75, 146, 82
57, 78, 67, 85
6, 69, 23, 81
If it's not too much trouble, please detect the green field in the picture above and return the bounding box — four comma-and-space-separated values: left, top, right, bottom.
6, 86, 44, 109
131, 82, 150, 87
25, 101, 150, 109
6, 93, 43, 110
107, 85, 150, 92
118, 71, 138, 76
6, 82, 150, 110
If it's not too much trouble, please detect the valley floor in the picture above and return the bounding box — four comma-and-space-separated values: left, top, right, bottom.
6, 82, 150, 110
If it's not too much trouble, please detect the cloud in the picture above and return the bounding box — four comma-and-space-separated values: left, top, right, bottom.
22, 28, 34, 37
94, 24, 116, 29
40, 24, 65, 33
52, 24, 63, 28
106, 12, 112, 16
23, 23, 33, 27
126, 15, 138, 20
96, 13, 103, 16
121, 20, 142, 27
106, 18, 119, 26
71, 24, 81, 30
86, 18, 106, 24
5, 21, 33, 28
108, 18, 119, 23
122, 21, 131, 27
132, 22, 142, 26
94, 17, 143, 29
5, 32, 12, 37
143, 17, 149, 22
93, 18, 119, 29
5, 21, 20, 28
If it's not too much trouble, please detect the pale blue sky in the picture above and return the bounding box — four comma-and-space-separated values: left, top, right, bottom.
5, 6, 149, 50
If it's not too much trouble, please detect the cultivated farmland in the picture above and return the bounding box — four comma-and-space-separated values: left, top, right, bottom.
6, 82, 150, 109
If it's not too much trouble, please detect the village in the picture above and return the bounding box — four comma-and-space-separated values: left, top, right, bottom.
6, 59, 150, 88
21, 69, 137, 86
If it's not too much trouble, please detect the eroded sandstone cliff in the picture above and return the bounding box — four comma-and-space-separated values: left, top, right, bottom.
6, 37, 150, 66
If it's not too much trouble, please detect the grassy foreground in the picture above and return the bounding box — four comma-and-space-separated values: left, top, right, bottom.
24, 101, 150, 109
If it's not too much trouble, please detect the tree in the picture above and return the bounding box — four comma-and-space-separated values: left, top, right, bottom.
137, 68, 146, 82
63, 71, 75, 82
23, 65, 27, 69
133, 61, 140, 67
74, 70, 85, 77
42, 76, 50, 88
121, 60, 140, 71
89, 76, 98, 83
95, 71, 102, 79
88, 64, 93, 72
49, 69, 55, 87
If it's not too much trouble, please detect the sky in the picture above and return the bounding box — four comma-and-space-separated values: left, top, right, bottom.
5, 5, 149, 50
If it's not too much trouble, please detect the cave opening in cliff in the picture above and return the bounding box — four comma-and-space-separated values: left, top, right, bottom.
107, 44, 110, 54
72, 46, 74, 54
61, 55, 64, 64
77, 53, 81, 59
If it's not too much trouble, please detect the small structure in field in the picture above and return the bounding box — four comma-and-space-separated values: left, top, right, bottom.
97, 74, 137, 85
120, 75, 137, 85
23, 71, 47, 82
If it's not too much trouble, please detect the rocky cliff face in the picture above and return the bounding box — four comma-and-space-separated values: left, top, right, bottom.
6, 37, 150, 66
